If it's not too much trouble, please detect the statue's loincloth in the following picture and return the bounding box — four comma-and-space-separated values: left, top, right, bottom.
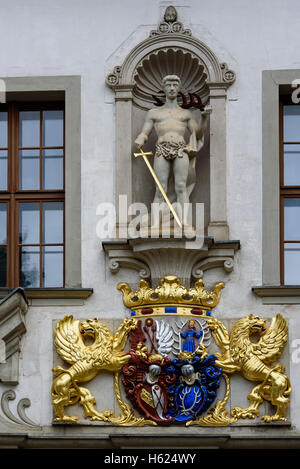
155, 141, 187, 160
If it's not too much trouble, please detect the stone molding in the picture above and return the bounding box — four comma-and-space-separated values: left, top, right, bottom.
252, 285, 300, 304
0, 288, 93, 301
103, 238, 240, 286
0, 288, 28, 385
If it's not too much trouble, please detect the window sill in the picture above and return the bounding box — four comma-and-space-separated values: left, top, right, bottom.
0, 287, 93, 301
252, 285, 300, 304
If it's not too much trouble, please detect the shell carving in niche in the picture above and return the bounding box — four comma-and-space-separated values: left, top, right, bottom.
133, 48, 209, 109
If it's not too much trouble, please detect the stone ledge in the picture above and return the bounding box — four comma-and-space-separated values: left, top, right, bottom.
252, 286, 300, 304
1, 432, 300, 449
0, 288, 93, 301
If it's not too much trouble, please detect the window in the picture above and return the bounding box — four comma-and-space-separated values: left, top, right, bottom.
0, 103, 65, 288
253, 70, 300, 303
280, 100, 300, 285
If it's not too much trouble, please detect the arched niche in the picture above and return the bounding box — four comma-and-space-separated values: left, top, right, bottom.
106, 7, 235, 240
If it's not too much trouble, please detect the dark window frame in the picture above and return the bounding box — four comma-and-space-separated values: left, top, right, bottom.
0, 101, 65, 288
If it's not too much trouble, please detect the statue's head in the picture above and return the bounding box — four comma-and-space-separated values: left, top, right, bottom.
188, 319, 196, 329
162, 75, 181, 99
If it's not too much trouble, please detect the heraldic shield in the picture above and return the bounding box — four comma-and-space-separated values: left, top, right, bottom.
51, 276, 291, 426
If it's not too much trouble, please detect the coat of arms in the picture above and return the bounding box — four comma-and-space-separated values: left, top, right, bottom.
51, 276, 291, 426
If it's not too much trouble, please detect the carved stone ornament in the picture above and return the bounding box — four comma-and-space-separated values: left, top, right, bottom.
149, 5, 192, 37
51, 277, 291, 427
102, 238, 240, 286
0, 390, 39, 429
0, 288, 28, 385
106, 5, 236, 110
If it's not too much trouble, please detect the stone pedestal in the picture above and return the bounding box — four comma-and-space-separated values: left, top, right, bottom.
103, 236, 240, 287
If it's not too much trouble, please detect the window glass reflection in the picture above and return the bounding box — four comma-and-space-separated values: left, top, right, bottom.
284, 106, 300, 142
42, 246, 63, 287
42, 202, 63, 244
284, 144, 300, 186
19, 246, 40, 287
0, 203, 6, 244
20, 149, 40, 190
284, 243, 300, 284
0, 246, 6, 287
0, 112, 8, 148
42, 110, 63, 147
0, 150, 7, 190
19, 111, 40, 147
42, 149, 63, 189
19, 202, 40, 244
284, 199, 300, 240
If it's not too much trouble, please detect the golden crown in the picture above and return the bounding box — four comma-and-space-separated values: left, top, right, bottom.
118, 275, 224, 318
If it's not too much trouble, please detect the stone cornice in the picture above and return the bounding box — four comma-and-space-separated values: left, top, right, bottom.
0, 288, 94, 301
252, 285, 300, 304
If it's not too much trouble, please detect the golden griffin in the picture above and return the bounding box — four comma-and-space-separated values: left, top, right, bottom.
51, 316, 137, 423
207, 313, 291, 422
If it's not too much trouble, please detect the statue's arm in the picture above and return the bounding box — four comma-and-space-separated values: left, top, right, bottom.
134, 110, 154, 148
187, 106, 211, 154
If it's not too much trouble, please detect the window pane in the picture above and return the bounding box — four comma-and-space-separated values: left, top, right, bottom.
0, 112, 8, 148
42, 246, 63, 287
284, 144, 300, 185
19, 111, 40, 147
284, 243, 300, 284
0, 150, 7, 190
0, 203, 6, 244
284, 199, 300, 240
19, 246, 40, 287
20, 149, 40, 190
19, 202, 40, 244
42, 110, 63, 147
42, 202, 63, 244
42, 149, 63, 189
284, 106, 300, 142
0, 246, 6, 287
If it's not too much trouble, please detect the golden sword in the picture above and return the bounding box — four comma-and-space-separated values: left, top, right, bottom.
134, 147, 182, 228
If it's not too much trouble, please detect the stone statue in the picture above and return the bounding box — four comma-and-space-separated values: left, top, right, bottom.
135, 75, 211, 223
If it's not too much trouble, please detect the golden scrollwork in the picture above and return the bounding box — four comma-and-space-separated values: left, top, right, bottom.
206, 314, 292, 422
117, 275, 224, 311
187, 373, 237, 427
51, 316, 137, 423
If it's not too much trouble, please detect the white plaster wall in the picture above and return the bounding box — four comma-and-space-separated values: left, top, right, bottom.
0, 0, 300, 434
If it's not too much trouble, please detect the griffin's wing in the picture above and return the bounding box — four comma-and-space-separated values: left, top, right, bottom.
54, 315, 87, 365
253, 314, 288, 364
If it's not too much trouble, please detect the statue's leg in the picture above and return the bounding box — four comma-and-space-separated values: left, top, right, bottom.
151, 156, 171, 227
173, 153, 190, 222
153, 155, 170, 202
